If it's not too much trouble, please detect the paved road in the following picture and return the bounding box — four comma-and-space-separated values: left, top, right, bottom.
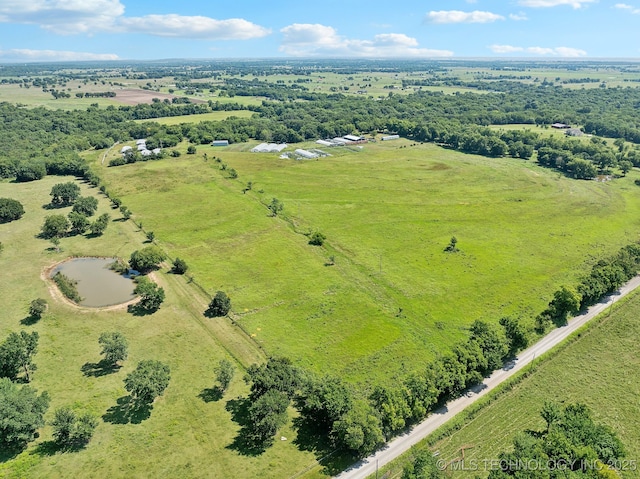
335, 275, 640, 479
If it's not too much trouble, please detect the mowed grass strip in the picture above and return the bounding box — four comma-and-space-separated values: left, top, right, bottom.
95, 141, 640, 386
0, 176, 322, 479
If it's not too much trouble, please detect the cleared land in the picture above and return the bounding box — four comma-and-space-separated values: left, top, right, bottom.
0, 176, 324, 479
135, 110, 254, 125
114, 89, 207, 105
94, 140, 640, 386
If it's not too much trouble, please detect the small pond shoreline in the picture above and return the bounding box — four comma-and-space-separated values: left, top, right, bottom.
43, 256, 141, 311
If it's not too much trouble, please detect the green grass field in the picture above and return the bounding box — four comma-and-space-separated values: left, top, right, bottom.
93, 140, 640, 387
382, 288, 640, 479
0, 176, 328, 479
135, 110, 255, 125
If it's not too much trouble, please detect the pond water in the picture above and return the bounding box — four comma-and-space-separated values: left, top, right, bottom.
51, 257, 137, 307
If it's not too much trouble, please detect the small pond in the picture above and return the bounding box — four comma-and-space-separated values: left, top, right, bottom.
51, 257, 137, 307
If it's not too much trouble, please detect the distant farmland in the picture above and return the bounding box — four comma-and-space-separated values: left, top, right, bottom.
114, 88, 207, 105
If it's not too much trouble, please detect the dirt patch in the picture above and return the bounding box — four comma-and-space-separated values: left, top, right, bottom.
428, 162, 452, 171
113, 89, 206, 106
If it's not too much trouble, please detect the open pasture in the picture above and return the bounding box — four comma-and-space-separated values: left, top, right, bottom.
95, 140, 640, 386
135, 110, 255, 125
0, 175, 323, 479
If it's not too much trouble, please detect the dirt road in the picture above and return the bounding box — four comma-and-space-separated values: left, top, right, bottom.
335, 275, 640, 479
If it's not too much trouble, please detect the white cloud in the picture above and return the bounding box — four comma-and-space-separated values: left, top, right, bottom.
527, 46, 556, 55
552, 46, 588, 56
614, 3, 640, 13
426, 10, 505, 24
118, 15, 270, 39
509, 13, 529, 20
0, 0, 125, 34
0, 48, 119, 61
490, 44, 525, 53
0, 0, 270, 40
489, 44, 587, 56
279, 24, 453, 58
518, 0, 596, 8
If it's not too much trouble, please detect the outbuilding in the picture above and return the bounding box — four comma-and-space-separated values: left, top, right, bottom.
212, 140, 230, 147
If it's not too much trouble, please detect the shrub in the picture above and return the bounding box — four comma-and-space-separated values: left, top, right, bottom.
309, 231, 326, 246
0, 198, 25, 223
52, 272, 82, 303
109, 157, 126, 167
172, 257, 188, 274
206, 291, 231, 317
28, 299, 47, 320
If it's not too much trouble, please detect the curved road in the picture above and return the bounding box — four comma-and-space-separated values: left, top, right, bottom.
335, 275, 640, 479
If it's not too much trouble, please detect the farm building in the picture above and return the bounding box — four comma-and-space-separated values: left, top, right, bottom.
551, 123, 570, 129
251, 143, 287, 153
381, 134, 400, 141
120, 146, 132, 153
294, 149, 319, 159
343, 135, 365, 142
316, 140, 334, 147
565, 128, 584, 137
211, 140, 229, 147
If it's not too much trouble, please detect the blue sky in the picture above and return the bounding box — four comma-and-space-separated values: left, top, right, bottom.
0, 0, 637, 62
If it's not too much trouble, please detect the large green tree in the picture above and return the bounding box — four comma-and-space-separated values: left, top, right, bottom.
98, 332, 128, 365
51, 407, 98, 449
41, 214, 69, 239
0, 378, 49, 450
71, 196, 98, 216
124, 360, 171, 403
488, 402, 625, 478
50, 182, 80, 206
214, 358, 235, 393
67, 211, 90, 235
129, 246, 166, 273
332, 399, 384, 457
133, 277, 165, 312
0, 331, 39, 382
0, 198, 25, 223
247, 389, 290, 445
89, 213, 110, 236
205, 290, 231, 317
